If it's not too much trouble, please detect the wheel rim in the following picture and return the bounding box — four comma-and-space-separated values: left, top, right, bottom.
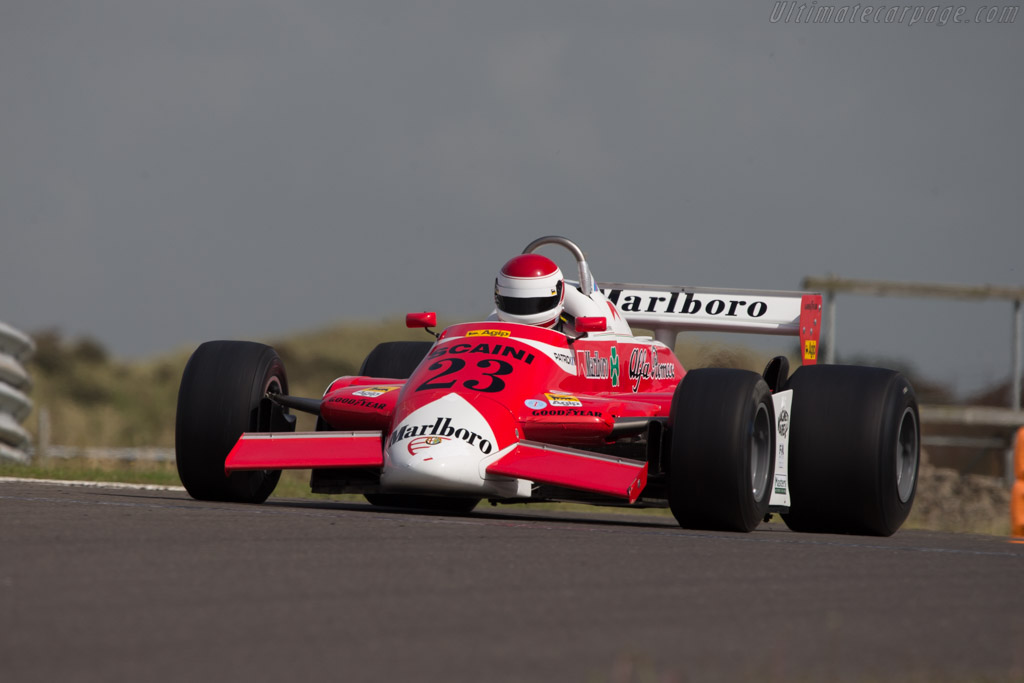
255, 376, 285, 432
750, 403, 772, 502
895, 406, 919, 503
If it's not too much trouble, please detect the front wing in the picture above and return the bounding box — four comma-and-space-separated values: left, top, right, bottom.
224, 431, 648, 503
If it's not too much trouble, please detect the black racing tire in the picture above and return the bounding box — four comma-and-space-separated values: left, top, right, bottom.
175, 341, 293, 503
359, 341, 434, 379
668, 369, 775, 532
358, 339, 478, 513
780, 365, 919, 537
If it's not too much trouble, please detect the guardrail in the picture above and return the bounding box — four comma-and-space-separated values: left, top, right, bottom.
919, 405, 1024, 483
0, 321, 35, 463
802, 276, 1024, 482
802, 275, 1023, 412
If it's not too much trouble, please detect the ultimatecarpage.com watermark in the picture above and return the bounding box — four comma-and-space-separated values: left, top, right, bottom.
769, 3, 1019, 25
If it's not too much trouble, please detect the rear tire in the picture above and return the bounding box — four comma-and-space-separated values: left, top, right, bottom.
359, 340, 479, 514
175, 341, 293, 503
668, 369, 775, 532
781, 365, 919, 536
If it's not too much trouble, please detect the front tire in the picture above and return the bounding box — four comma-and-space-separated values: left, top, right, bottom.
668, 369, 775, 532
358, 340, 478, 514
175, 341, 293, 503
359, 341, 434, 379
781, 365, 919, 536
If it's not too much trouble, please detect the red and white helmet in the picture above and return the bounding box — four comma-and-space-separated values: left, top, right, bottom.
494, 254, 565, 328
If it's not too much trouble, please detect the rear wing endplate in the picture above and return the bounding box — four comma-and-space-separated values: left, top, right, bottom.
598, 282, 822, 365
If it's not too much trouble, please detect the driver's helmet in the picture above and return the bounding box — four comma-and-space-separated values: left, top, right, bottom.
494, 254, 565, 328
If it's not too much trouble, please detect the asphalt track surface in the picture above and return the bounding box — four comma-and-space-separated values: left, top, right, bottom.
2, 480, 1023, 683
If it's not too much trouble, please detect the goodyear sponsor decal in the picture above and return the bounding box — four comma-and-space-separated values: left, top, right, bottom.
530, 408, 602, 417
544, 392, 582, 407
329, 396, 387, 410
466, 329, 512, 337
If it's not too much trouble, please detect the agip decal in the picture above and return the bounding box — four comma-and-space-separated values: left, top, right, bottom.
353, 386, 400, 398
466, 329, 512, 338
545, 393, 582, 407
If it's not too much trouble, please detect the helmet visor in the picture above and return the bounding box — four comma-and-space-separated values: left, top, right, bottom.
496, 281, 563, 316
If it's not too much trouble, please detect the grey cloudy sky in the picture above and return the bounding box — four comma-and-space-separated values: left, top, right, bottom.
1, 1, 1021, 395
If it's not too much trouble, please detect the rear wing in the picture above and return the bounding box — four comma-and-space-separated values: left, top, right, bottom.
598, 282, 822, 365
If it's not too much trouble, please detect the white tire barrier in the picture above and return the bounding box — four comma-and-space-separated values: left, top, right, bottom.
0, 321, 34, 463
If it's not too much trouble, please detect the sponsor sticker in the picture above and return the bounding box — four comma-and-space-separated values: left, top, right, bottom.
467, 329, 512, 337
551, 351, 575, 366
530, 408, 602, 417
577, 346, 621, 387
388, 416, 494, 455
407, 435, 450, 455
353, 386, 400, 398
603, 289, 770, 319
774, 475, 788, 495
803, 340, 818, 361
428, 342, 535, 365
329, 397, 387, 410
545, 393, 582, 407
627, 347, 676, 392
525, 399, 547, 410
778, 409, 789, 437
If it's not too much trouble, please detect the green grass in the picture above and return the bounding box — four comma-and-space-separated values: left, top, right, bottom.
0, 458, 184, 487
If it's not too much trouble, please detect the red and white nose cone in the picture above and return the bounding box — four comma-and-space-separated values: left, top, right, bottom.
381, 393, 516, 496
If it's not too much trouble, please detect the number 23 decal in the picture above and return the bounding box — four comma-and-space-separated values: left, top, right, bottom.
416, 358, 513, 393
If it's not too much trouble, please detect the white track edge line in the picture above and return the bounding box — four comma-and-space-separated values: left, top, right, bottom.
0, 476, 186, 492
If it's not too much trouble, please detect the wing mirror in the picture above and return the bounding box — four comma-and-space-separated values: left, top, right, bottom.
406, 312, 437, 329
575, 317, 607, 334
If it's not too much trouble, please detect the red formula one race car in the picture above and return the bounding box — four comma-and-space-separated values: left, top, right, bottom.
175, 236, 919, 535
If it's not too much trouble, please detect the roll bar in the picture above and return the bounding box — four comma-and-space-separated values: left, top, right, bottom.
521, 235, 595, 295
